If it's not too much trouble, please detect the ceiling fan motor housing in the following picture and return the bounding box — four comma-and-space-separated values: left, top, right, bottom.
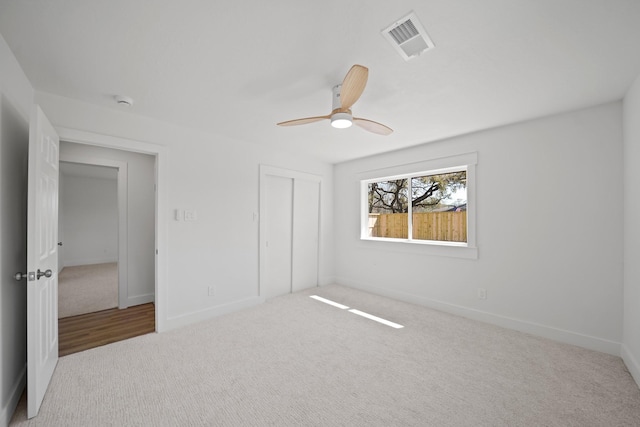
332, 84, 343, 110
331, 84, 353, 128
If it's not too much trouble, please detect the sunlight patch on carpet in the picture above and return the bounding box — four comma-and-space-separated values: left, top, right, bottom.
310, 295, 404, 328
310, 295, 350, 309
348, 309, 404, 329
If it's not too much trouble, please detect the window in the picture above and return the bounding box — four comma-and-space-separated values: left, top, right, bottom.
367, 170, 467, 241
360, 152, 477, 258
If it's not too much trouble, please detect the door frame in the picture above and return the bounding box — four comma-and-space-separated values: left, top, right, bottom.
59, 156, 128, 308
259, 165, 322, 299
56, 127, 168, 332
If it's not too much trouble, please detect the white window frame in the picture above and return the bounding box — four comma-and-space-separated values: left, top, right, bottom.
359, 152, 478, 259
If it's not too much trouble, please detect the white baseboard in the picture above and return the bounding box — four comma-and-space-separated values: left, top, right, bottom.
163, 296, 262, 332
621, 344, 640, 389
64, 257, 118, 267
1, 364, 26, 427
127, 293, 154, 307
337, 278, 621, 356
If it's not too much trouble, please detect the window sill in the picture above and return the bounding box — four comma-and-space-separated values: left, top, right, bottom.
359, 237, 478, 259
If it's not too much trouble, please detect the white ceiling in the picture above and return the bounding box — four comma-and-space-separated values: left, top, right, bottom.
1, 1, 640, 164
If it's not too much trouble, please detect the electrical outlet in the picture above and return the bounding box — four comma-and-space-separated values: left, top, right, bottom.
477, 288, 487, 299
208, 286, 215, 297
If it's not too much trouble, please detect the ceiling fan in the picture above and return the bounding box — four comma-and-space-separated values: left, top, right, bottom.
277, 65, 393, 136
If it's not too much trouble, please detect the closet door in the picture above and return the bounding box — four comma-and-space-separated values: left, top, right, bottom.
262, 175, 293, 299
292, 179, 320, 292
260, 166, 321, 299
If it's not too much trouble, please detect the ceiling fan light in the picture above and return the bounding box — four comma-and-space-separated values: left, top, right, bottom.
331, 112, 352, 129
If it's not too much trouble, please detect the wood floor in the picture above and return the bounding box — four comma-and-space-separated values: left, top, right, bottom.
58, 303, 155, 357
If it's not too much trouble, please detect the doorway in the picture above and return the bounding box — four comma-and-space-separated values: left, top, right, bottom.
58, 162, 120, 318
20, 118, 168, 418
57, 140, 157, 354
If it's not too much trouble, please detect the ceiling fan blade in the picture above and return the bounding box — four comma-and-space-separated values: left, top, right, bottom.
277, 115, 330, 126
353, 118, 393, 136
340, 65, 368, 110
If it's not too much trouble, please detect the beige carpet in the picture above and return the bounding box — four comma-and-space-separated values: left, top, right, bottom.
58, 263, 118, 318
11, 285, 640, 426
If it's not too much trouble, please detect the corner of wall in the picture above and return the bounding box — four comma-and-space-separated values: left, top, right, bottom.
0, 35, 32, 427
318, 275, 337, 286
127, 293, 155, 307
163, 296, 262, 332
0, 364, 25, 427
623, 72, 640, 390
0, 33, 34, 120
622, 344, 640, 389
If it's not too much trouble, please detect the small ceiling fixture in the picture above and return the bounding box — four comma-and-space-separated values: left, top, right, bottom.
330, 111, 353, 129
114, 95, 133, 107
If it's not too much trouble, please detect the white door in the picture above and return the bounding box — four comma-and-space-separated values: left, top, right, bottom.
260, 167, 321, 299
27, 106, 59, 418
263, 175, 293, 299
291, 179, 320, 292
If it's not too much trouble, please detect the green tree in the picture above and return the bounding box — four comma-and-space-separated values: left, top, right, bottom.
368, 171, 466, 213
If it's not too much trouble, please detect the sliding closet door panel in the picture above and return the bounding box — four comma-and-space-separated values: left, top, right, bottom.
292, 179, 320, 292
263, 175, 293, 299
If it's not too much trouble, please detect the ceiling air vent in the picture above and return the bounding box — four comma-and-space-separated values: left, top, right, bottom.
382, 12, 434, 61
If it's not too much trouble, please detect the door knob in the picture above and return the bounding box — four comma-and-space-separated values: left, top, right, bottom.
37, 269, 52, 279
14, 272, 27, 280
57, 242, 63, 246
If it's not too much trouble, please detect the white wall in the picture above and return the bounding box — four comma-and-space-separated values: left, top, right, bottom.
334, 102, 624, 355
0, 34, 32, 427
623, 74, 640, 384
60, 142, 156, 305
35, 91, 335, 330
60, 172, 118, 267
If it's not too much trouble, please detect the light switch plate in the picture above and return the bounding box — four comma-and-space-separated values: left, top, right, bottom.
184, 210, 197, 221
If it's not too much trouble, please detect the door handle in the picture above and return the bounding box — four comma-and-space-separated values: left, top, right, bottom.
57, 242, 63, 246
15, 271, 37, 281
37, 269, 52, 280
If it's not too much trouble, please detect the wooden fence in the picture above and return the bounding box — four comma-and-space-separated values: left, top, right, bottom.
368, 212, 467, 242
